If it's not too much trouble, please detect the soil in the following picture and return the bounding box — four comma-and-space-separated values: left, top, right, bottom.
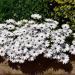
0, 54, 75, 75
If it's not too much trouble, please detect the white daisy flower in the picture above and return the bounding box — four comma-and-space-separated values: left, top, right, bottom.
73, 33, 75, 38
72, 40, 75, 45
0, 47, 5, 56
6, 24, 15, 30
0, 24, 7, 29
62, 24, 70, 29
0, 37, 7, 44
59, 53, 69, 64
31, 14, 42, 19
6, 19, 16, 24
70, 45, 75, 54
28, 20, 35, 24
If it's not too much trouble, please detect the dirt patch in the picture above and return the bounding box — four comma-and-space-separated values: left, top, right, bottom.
0, 54, 75, 75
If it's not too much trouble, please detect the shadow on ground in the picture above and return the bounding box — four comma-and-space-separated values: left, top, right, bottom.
7, 54, 75, 75
0, 56, 5, 63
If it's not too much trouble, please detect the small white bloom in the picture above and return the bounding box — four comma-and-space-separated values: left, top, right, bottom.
0, 24, 7, 29
45, 18, 54, 22
44, 49, 53, 58
72, 40, 75, 45
45, 18, 58, 25
62, 24, 70, 29
6, 24, 15, 30
59, 54, 69, 64
6, 19, 16, 24
0, 47, 5, 56
73, 33, 75, 38
15, 20, 23, 26
0, 37, 7, 44
28, 20, 35, 24
45, 23, 57, 29
70, 45, 75, 54
31, 14, 42, 19
22, 19, 28, 23
28, 57, 35, 61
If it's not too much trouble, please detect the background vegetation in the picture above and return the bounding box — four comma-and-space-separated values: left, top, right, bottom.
0, 0, 49, 22
0, 0, 75, 30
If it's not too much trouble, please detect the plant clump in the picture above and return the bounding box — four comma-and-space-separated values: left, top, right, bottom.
0, 14, 74, 64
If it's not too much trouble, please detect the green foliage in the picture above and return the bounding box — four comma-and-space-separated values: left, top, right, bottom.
48, 0, 75, 31
55, 0, 75, 4
0, 0, 50, 22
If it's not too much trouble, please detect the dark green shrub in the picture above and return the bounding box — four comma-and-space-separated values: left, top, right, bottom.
0, 0, 50, 22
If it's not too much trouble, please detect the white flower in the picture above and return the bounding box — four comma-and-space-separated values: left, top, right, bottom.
6, 24, 15, 30
72, 40, 75, 45
22, 19, 28, 23
31, 52, 39, 57
54, 21, 59, 25
44, 40, 50, 47
22, 48, 28, 53
59, 53, 69, 64
15, 20, 23, 26
31, 14, 42, 19
28, 57, 35, 61
6, 19, 16, 24
45, 32, 50, 37
0, 37, 7, 44
0, 24, 7, 29
70, 45, 75, 54
68, 29, 72, 34
45, 18, 54, 22
44, 49, 53, 58
28, 20, 35, 24
62, 44, 70, 52
45, 18, 59, 25
0, 47, 5, 56
62, 24, 70, 29
55, 44, 61, 52
18, 59, 24, 63
45, 23, 57, 29
73, 33, 75, 38
37, 23, 46, 29
25, 41, 32, 48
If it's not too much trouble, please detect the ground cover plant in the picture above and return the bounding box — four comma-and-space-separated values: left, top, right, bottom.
0, 14, 75, 64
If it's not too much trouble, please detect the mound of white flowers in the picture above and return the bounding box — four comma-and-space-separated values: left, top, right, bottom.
0, 14, 75, 64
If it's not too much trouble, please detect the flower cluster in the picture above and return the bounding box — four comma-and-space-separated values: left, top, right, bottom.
44, 24, 72, 64
0, 14, 74, 64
